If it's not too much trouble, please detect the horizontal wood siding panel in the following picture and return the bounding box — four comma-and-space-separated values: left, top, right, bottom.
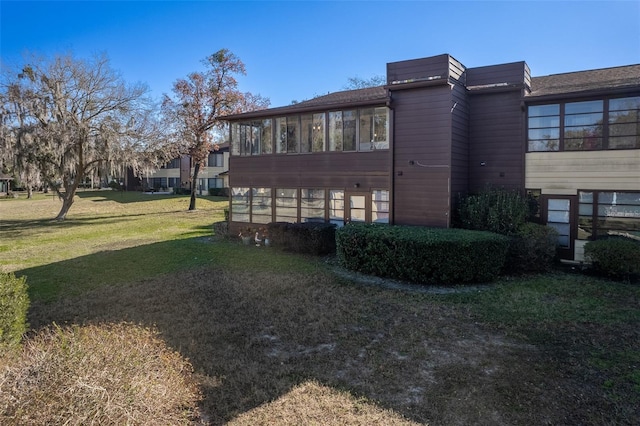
230, 151, 390, 190
467, 62, 527, 86
387, 54, 451, 83
526, 150, 640, 192
392, 85, 452, 227
468, 90, 524, 192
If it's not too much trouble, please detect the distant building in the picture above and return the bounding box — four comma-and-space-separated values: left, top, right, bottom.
140, 144, 229, 195
223, 53, 640, 261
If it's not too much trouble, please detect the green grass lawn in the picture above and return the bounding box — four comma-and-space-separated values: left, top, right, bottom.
1, 190, 639, 425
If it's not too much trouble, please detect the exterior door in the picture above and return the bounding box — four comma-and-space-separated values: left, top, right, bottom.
346, 192, 369, 224
542, 195, 577, 260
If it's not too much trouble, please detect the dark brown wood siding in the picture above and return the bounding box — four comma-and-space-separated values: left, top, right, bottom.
229, 151, 390, 190
391, 84, 453, 227
468, 90, 525, 192
466, 61, 528, 87
450, 81, 470, 199
387, 54, 452, 84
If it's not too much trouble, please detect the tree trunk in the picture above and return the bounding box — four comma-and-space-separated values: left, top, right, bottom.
188, 162, 201, 211
55, 193, 75, 220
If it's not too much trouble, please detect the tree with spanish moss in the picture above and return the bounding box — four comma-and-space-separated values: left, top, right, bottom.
0, 52, 169, 219
161, 49, 269, 211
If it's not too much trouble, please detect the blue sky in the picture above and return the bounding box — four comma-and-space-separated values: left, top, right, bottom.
2, 1, 639, 108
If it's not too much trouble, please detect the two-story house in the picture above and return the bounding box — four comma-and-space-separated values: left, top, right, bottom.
223, 53, 639, 261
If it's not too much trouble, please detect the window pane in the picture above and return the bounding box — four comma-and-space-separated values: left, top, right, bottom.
300, 114, 313, 153
372, 189, 389, 223
251, 124, 261, 155
549, 199, 570, 211
529, 128, 560, 140
528, 139, 559, 152
329, 190, 344, 226
312, 113, 325, 152
359, 108, 374, 151
301, 188, 325, 222
565, 113, 604, 127
565, 100, 603, 114
230, 124, 240, 156
287, 116, 299, 153
529, 104, 559, 117
275, 188, 297, 223
329, 111, 343, 151
343, 110, 356, 151
529, 116, 560, 128
262, 119, 272, 154
231, 187, 250, 222
251, 188, 272, 224
276, 117, 287, 153
609, 96, 640, 111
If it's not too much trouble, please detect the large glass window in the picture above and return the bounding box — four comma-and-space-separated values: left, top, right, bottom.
372, 190, 389, 223
230, 107, 389, 156
231, 187, 250, 222
546, 199, 571, 248
207, 178, 224, 189
528, 104, 560, 151
359, 107, 389, 151
609, 96, 640, 149
251, 188, 272, 224
578, 191, 640, 240
275, 188, 298, 222
301, 189, 325, 222
301, 114, 325, 153
564, 100, 603, 150
528, 97, 640, 152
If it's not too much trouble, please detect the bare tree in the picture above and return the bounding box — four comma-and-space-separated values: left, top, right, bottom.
343, 75, 386, 90
162, 49, 269, 211
0, 52, 168, 219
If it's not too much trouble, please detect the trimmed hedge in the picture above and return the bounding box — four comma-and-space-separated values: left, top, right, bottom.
457, 188, 529, 236
336, 223, 509, 284
0, 272, 29, 348
504, 223, 559, 274
267, 222, 337, 255
584, 237, 640, 281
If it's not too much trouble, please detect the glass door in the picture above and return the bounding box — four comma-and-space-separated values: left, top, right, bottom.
543, 196, 577, 259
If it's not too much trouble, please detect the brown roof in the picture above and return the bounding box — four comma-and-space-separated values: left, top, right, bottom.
223, 86, 388, 120
529, 64, 640, 98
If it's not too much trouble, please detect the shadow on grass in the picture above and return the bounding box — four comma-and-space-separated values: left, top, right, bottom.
19, 239, 640, 425
75, 190, 228, 205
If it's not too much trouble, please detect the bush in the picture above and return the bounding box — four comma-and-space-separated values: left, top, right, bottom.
584, 237, 640, 281
336, 223, 509, 284
458, 188, 529, 236
267, 222, 337, 255
0, 322, 202, 424
212, 220, 229, 240
208, 187, 229, 197
0, 272, 29, 348
504, 223, 558, 274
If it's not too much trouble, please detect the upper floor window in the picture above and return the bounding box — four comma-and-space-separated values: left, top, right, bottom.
208, 152, 224, 167
231, 107, 389, 156
528, 96, 640, 152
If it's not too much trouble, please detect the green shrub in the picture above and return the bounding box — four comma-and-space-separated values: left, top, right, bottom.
584, 237, 640, 281
504, 223, 558, 274
208, 187, 229, 197
458, 188, 529, 236
0, 272, 29, 348
0, 322, 202, 424
268, 222, 337, 255
336, 223, 509, 284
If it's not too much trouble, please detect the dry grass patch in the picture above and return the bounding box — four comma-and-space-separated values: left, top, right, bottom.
0, 322, 202, 425
228, 380, 421, 425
